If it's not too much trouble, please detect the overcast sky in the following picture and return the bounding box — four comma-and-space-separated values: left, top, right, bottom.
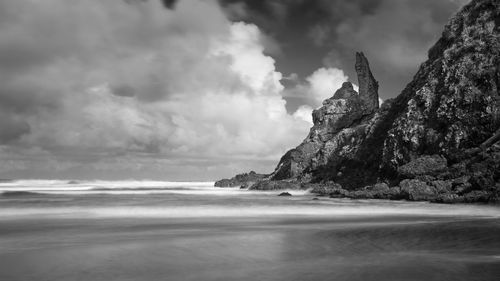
0, 0, 467, 180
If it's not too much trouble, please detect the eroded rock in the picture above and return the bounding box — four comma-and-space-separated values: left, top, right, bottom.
355, 52, 379, 115
214, 171, 267, 187
398, 155, 448, 178
216, 0, 500, 203
249, 180, 300, 191
399, 179, 438, 201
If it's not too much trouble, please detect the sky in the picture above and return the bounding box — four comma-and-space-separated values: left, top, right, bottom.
0, 0, 468, 180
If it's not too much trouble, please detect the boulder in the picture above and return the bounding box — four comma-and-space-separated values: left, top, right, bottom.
430, 180, 453, 194
434, 193, 464, 204
397, 155, 448, 178
308, 182, 347, 197
347, 183, 400, 200
463, 190, 492, 203
249, 180, 301, 191
399, 179, 438, 201
240, 181, 257, 189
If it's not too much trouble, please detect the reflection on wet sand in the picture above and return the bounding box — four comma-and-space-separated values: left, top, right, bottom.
1, 181, 499, 281
1, 216, 499, 281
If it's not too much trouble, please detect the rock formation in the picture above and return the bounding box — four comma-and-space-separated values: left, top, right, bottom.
214, 171, 267, 188
355, 52, 379, 115
271, 53, 380, 182
216, 0, 500, 203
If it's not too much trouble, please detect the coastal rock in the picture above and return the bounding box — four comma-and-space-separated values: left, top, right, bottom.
348, 183, 400, 200
248, 180, 301, 191
463, 190, 492, 202
399, 179, 438, 201
434, 193, 464, 204
214, 171, 267, 188
270, 54, 380, 183
216, 0, 500, 203
355, 52, 380, 115
332, 82, 358, 99
430, 180, 453, 194
380, 0, 500, 181
307, 182, 346, 196
278, 192, 292, 197
240, 181, 258, 189
397, 155, 448, 178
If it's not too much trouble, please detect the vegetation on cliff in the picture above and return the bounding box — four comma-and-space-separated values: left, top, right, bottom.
216, 0, 500, 203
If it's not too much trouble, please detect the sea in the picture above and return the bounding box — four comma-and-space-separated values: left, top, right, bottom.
1, 180, 499, 281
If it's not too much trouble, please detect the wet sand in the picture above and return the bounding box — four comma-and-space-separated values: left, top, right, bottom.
1, 215, 500, 281
1, 181, 500, 281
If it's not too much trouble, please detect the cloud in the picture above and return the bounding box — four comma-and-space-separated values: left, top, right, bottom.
306, 67, 350, 105
322, 0, 467, 97
0, 113, 31, 144
308, 24, 331, 47
218, 0, 466, 101
282, 73, 299, 82
111, 85, 136, 97
293, 105, 314, 125
0, 0, 311, 180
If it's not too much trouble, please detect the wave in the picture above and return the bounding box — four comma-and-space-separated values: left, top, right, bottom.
0, 179, 216, 194
1, 191, 43, 197
0, 202, 499, 219
90, 187, 197, 191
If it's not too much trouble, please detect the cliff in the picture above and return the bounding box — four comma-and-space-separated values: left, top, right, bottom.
216, 0, 500, 203
271, 52, 380, 183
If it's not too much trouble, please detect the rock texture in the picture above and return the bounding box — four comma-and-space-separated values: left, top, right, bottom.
215, 0, 500, 203
356, 52, 380, 115
214, 171, 267, 188
249, 180, 301, 191
271, 52, 380, 182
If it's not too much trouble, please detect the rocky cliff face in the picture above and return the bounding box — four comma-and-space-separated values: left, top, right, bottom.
216, 0, 500, 202
271, 52, 380, 182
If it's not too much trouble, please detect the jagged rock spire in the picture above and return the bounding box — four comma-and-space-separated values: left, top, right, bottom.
355, 52, 379, 114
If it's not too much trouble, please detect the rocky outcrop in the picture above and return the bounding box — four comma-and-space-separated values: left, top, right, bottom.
270, 52, 380, 182
355, 52, 380, 115
399, 179, 438, 201
397, 155, 448, 179
215, 0, 500, 203
248, 180, 301, 190
214, 171, 267, 188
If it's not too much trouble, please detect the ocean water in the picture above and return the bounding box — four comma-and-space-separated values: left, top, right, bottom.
1, 180, 499, 281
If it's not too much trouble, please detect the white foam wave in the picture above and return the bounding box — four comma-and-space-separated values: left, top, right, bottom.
0, 180, 215, 194
1, 202, 499, 219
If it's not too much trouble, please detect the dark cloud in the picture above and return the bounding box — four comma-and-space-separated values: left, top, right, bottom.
161, 0, 178, 9
124, 0, 178, 9
0, 113, 31, 144
220, 0, 466, 101
111, 85, 137, 97
0, 83, 60, 114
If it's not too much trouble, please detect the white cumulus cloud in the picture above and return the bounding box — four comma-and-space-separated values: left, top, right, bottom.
306, 67, 350, 106
0, 0, 312, 180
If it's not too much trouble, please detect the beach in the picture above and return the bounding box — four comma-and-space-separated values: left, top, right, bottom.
1, 181, 500, 281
